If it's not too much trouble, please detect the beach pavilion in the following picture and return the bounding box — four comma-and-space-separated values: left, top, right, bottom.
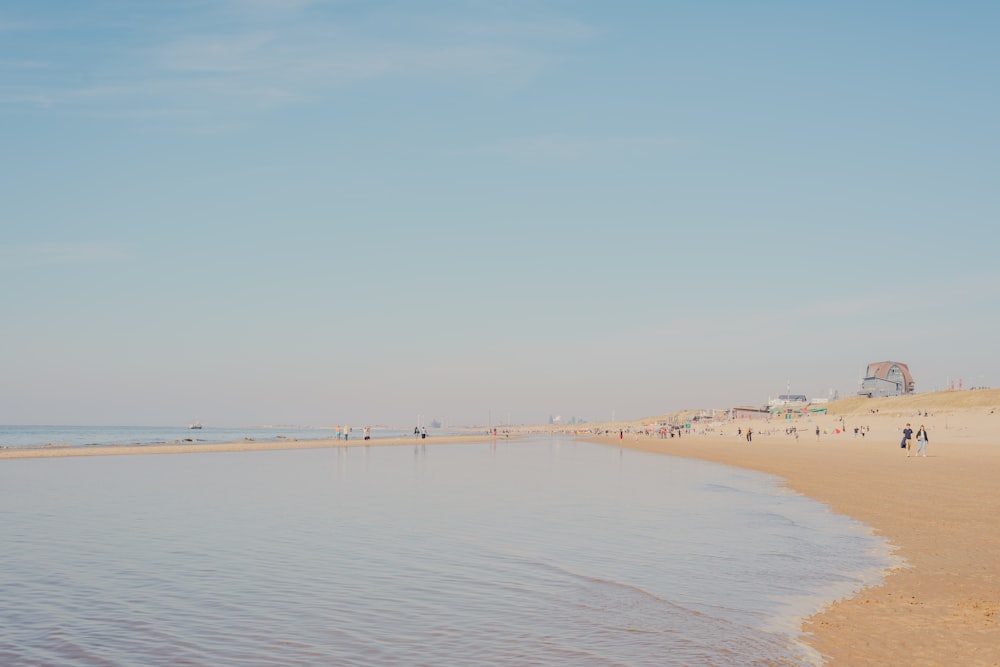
858, 361, 915, 398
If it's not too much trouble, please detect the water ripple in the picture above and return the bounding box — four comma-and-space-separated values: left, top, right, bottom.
0, 438, 889, 666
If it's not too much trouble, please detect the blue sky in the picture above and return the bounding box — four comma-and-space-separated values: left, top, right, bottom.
2, 1, 998, 427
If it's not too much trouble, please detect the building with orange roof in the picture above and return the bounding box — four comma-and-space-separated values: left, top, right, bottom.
859, 361, 915, 398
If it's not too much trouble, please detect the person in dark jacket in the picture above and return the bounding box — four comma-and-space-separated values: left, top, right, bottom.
915, 424, 929, 457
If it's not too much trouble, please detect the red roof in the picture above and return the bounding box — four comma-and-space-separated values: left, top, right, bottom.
865, 361, 914, 392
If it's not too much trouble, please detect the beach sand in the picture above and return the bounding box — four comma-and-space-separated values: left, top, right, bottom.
5, 391, 998, 664
0, 434, 498, 459
589, 394, 1000, 666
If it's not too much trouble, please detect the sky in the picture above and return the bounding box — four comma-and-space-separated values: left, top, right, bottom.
2, 1, 998, 427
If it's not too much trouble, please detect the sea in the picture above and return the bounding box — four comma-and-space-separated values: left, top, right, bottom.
0, 425, 460, 451
0, 430, 894, 666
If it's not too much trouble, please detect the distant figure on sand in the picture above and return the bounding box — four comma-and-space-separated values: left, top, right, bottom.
746, 428, 752, 443
815, 426, 820, 440
916, 425, 929, 457
901, 423, 913, 456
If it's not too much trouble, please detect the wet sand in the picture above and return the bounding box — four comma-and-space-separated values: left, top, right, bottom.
589, 409, 1000, 666
0, 434, 499, 459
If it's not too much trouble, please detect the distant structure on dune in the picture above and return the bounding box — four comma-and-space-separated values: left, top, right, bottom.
859, 361, 915, 398
767, 394, 808, 408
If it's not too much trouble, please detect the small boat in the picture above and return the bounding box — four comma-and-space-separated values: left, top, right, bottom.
188, 419, 203, 430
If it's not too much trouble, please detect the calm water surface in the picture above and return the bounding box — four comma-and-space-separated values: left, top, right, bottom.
0, 437, 891, 666
0, 425, 463, 449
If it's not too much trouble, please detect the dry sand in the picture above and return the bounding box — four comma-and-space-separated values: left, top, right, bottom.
589, 390, 1000, 666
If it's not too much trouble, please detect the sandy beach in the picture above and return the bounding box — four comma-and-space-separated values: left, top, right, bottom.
589, 391, 1000, 666
5, 391, 998, 665
0, 434, 498, 459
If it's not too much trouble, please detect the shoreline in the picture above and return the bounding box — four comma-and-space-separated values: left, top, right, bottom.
587, 427, 1000, 666
0, 434, 501, 459
6, 398, 999, 664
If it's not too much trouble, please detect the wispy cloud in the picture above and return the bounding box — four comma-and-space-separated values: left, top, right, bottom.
434, 17, 595, 42
157, 33, 278, 74
0, 19, 32, 32
456, 135, 678, 161
0, 93, 55, 107
156, 31, 537, 83
0, 242, 131, 267
218, 0, 324, 14
0, 59, 48, 70
1, 5, 591, 124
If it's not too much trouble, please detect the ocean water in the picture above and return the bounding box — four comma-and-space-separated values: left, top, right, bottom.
0, 437, 891, 666
0, 425, 462, 450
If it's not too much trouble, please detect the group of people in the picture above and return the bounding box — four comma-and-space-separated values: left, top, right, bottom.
900, 423, 929, 457
335, 426, 385, 442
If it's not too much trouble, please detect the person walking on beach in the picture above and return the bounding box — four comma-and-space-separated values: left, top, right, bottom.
901, 423, 914, 456
746, 427, 753, 443
815, 426, 820, 440
915, 424, 929, 457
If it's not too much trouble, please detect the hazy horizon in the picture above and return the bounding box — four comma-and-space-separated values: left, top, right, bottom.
3, 2, 998, 427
